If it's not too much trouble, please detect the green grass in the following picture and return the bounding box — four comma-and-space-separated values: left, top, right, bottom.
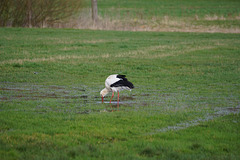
97, 0, 240, 18
77, 0, 240, 32
0, 28, 240, 159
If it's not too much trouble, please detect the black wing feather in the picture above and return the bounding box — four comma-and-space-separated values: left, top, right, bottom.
110, 80, 134, 89
117, 74, 128, 81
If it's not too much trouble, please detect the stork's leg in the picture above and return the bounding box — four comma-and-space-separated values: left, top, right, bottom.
117, 91, 119, 110
117, 91, 119, 105
109, 92, 114, 104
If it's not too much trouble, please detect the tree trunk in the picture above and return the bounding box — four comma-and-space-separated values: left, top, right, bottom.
91, 0, 98, 23
28, 0, 32, 28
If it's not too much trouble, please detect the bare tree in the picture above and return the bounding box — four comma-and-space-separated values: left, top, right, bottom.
0, 0, 13, 26
27, 0, 32, 28
91, 0, 98, 23
0, 0, 84, 27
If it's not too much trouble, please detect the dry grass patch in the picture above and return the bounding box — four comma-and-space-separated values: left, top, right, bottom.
51, 10, 240, 33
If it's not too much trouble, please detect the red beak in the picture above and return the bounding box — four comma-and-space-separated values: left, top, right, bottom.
101, 96, 104, 103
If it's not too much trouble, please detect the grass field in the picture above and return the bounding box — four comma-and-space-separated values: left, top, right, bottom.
77, 0, 240, 33
0, 27, 239, 159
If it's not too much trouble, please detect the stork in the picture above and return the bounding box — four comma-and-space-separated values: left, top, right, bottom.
100, 74, 134, 104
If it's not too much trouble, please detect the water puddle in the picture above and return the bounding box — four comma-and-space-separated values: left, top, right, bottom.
0, 83, 151, 109
1, 82, 239, 118
0, 83, 87, 101
97, 101, 135, 104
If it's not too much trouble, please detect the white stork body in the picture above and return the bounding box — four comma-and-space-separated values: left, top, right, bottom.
100, 74, 134, 104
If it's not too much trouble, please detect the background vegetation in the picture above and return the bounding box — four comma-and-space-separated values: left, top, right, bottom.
1, 0, 240, 32
82, 0, 240, 32
0, 0, 84, 27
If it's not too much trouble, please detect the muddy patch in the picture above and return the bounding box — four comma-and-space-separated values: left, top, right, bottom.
0, 83, 87, 102
120, 96, 135, 101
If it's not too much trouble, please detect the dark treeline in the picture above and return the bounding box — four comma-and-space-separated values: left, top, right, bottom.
0, 0, 84, 27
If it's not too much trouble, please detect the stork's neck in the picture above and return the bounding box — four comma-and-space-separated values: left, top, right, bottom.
100, 88, 110, 97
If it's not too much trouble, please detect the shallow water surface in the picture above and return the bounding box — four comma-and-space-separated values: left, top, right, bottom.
1, 82, 239, 130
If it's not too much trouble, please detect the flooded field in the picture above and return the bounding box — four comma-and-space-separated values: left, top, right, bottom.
1, 82, 239, 133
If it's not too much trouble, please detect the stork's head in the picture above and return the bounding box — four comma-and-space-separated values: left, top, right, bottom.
100, 88, 109, 103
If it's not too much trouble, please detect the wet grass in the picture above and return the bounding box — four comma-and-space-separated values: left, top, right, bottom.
0, 28, 240, 159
